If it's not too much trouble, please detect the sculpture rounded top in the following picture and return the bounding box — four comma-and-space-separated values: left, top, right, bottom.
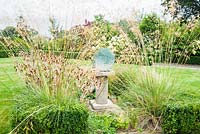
94, 48, 115, 72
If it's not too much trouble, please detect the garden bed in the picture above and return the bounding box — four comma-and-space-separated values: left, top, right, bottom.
0, 58, 200, 133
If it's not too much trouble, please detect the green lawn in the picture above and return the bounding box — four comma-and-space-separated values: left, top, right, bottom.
0, 58, 25, 133
0, 58, 200, 133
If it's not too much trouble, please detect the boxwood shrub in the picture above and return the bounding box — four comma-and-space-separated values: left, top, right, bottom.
11, 90, 89, 134
0, 49, 8, 58
0, 44, 8, 58
186, 56, 200, 65
162, 102, 200, 134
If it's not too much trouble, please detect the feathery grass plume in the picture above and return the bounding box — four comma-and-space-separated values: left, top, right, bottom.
15, 49, 97, 101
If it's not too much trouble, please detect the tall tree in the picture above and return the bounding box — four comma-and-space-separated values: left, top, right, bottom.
162, 0, 200, 21
0, 26, 19, 39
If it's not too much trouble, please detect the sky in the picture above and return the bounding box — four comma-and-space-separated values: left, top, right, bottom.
0, 0, 164, 35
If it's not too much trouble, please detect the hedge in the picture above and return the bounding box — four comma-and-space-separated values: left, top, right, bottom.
12, 103, 89, 134
162, 102, 200, 134
186, 56, 200, 65
11, 91, 89, 134
0, 44, 9, 58
0, 50, 8, 58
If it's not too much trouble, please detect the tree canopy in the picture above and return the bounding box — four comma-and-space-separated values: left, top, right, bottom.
162, 0, 200, 21
0, 26, 19, 38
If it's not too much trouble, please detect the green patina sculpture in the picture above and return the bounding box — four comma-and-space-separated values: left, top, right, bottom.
94, 48, 115, 72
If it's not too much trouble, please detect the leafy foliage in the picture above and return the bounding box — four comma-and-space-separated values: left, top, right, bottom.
162, 102, 200, 134
0, 42, 9, 58
11, 90, 89, 134
0, 26, 20, 39
160, 20, 200, 62
139, 14, 162, 36
186, 56, 200, 65
76, 15, 143, 64
139, 14, 200, 64
162, 0, 200, 21
88, 113, 129, 134
0, 26, 22, 57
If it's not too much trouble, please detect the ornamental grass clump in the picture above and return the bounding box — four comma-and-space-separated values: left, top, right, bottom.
15, 50, 76, 99
15, 50, 96, 101
10, 49, 95, 133
114, 67, 182, 132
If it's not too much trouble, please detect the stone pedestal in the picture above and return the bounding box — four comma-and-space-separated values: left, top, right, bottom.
89, 71, 117, 110
96, 75, 108, 104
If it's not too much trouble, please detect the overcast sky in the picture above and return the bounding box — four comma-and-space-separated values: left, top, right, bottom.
0, 0, 163, 35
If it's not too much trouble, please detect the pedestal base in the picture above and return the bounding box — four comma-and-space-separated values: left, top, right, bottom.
89, 99, 113, 110
89, 99, 124, 115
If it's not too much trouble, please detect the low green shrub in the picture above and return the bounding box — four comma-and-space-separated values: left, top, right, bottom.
186, 56, 200, 65
162, 102, 200, 134
0, 41, 9, 58
0, 26, 20, 39
0, 49, 8, 58
88, 113, 129, 134
11, 90, 89, 134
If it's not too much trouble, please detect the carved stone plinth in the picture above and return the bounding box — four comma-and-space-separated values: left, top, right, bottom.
89, 71, 116, 111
